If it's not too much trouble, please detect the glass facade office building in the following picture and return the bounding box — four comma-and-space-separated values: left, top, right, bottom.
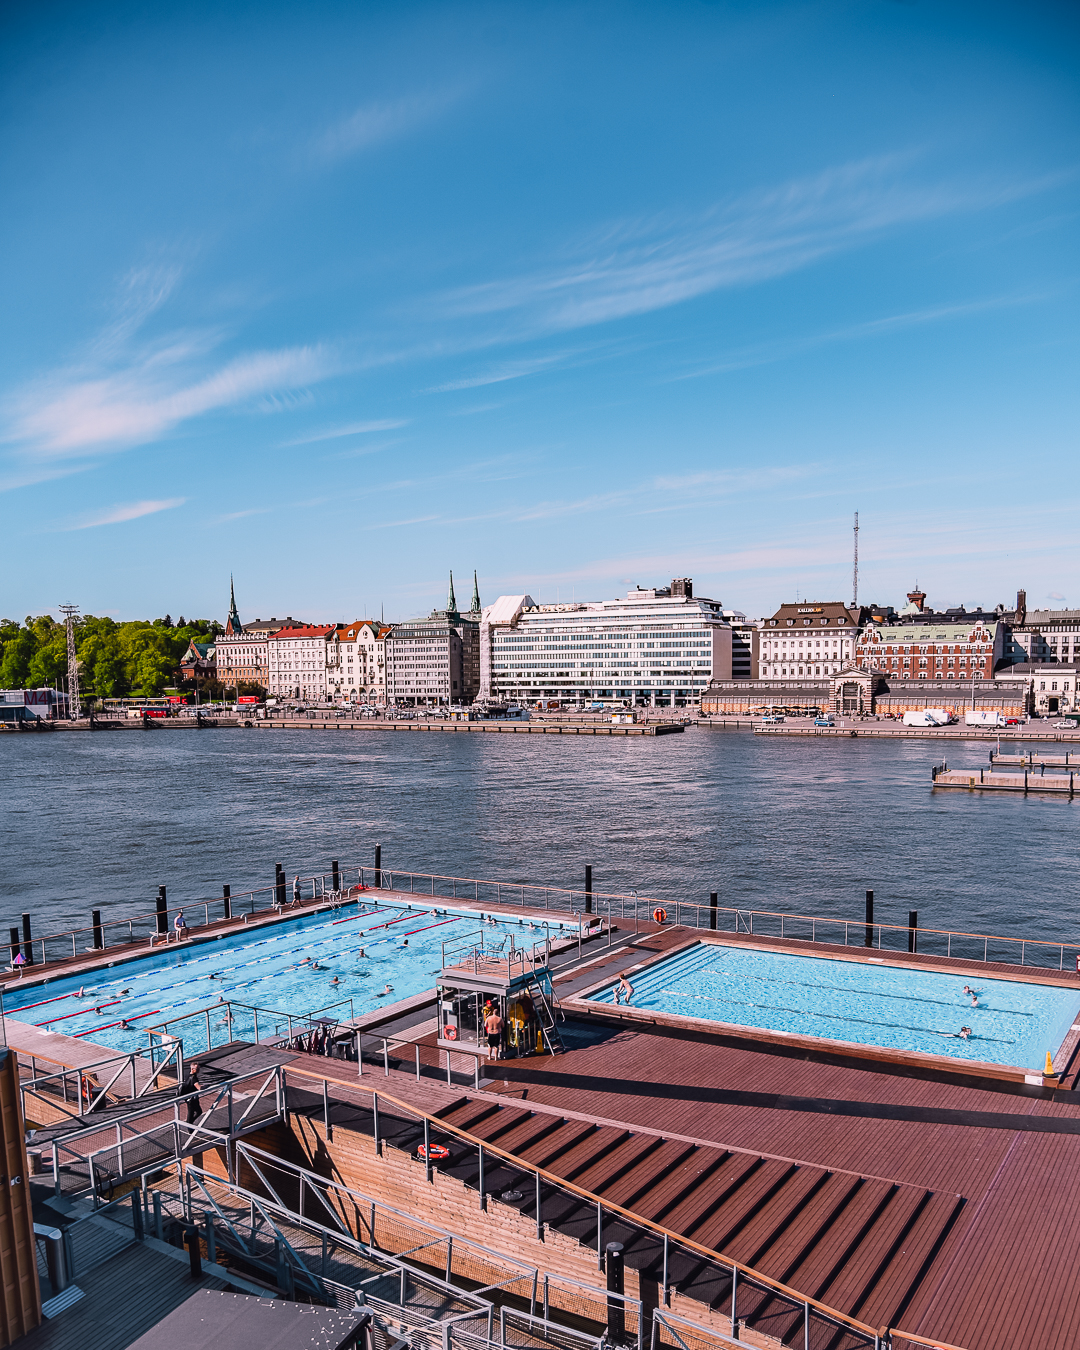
479, 581, 735, 707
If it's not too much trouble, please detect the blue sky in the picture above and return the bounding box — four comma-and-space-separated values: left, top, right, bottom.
2, 0, 1077, 624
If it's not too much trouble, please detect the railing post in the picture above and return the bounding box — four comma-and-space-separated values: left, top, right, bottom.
479, 1145, 486, 1211
662, 1234, 668, 1305
383, 1039, 389, 1077
373, 1092, 381, 1155
416, 1044, 421, 1080
597, 1202, 603, 1270
730, 1267, 738, 1339
357, 1032, 363, 1076
535, 1169, 543, 1240
323, 1078, 332, 1142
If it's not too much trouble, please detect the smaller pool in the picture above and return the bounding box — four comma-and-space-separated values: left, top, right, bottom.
588, 942, 1080, 1071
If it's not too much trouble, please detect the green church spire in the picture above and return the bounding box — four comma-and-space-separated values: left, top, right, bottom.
470, 570, 481, 613
447, 570, 457, 613
226, 574, 241, 634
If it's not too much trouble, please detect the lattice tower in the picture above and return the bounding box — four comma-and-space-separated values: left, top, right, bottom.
59, 604, 81, 720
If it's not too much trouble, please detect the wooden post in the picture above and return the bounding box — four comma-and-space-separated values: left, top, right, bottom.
864, 890, 874, 948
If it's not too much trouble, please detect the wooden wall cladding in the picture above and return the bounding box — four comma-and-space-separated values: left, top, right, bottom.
0, 1049, 41, 1346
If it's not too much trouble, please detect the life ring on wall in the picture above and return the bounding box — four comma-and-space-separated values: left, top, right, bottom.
417, 1144, 450, 1162
443, 1024, 458, 1041
653, 907, 667, 924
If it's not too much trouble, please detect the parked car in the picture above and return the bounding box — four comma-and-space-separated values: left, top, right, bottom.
813, 716, 835, 727
1005, 717, 1022, 726
760, 714, 785, 724
1052, 720, 1075, 729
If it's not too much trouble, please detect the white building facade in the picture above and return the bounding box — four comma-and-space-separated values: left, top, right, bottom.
757, 602, 862, 679
478, 580, 733, 707
267, 625, 335, 702
328, 621, 388, 703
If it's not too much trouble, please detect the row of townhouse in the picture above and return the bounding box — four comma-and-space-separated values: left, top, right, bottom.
213, 573, 485, 706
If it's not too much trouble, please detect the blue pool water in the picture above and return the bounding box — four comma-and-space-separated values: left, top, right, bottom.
589, 942, 1080, 1070
2, 901, 567, 1055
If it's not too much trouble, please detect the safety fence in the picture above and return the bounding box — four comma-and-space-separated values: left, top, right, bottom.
7, 855, 1076, 977
40, 1065, 284, 1200
277, 1073, 977, 1350
19, 1039, 183, 1125
146, 996, 357, 1059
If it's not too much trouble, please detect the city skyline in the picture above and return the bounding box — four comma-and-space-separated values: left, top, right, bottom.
2, 2, 1078, 622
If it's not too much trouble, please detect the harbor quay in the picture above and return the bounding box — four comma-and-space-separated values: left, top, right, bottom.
5, 859, 1080, 1350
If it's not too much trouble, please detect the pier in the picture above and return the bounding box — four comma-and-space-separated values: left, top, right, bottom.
933, 765, 1077, 795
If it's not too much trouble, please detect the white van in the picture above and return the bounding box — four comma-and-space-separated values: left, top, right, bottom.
965, 710, 1008, 727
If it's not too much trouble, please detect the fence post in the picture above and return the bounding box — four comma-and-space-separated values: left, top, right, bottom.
535, 1170, 543, 1241
730, 1267, 738, 1340
597, 1203, 603, 1270
373, 1092, 381, 1155
323, 1078, 333, 1142
865, 890, 874, 948
606, 1243, 625, 1345
709, 893, 717, 931
908, 910, 918, 954
375, 844, 382, 889
357, 1031, 363, 1076
156, 887, 168, 936
585, 865, 593, 915
479, 1145, 486, 1211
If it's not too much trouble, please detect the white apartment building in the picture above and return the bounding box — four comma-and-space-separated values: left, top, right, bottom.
478, 578, 733, 707
267, 625, 335, 702
757, 602, 861, 679
328, 621, 388, 703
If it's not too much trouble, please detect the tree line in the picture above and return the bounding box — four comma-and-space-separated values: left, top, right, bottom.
0, 614, 222, 699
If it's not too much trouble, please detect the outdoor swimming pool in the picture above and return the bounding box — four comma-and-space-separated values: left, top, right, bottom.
588, 942, 1080, 1071
2, 901, 569, 1054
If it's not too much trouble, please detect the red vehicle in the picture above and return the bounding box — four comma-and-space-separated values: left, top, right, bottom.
237, 695, 260, 704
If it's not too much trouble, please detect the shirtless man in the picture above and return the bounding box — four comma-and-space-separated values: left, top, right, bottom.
484, 1004, 504, 1060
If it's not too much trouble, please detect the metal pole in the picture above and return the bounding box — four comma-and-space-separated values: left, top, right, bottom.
730, 1268, 738, 1340
662, 1235, 668, 1305
323, 1078, 332, 1142
606, 1243, 625, 1345
416, 1043, 421, 1080
479, 1145, 486, 1211
357, 1031, 363, 1076
373, 1092, 381, 1155
597, 1203, 603, 1270
535, 1170, 542, 1240
908, 909, 918, 954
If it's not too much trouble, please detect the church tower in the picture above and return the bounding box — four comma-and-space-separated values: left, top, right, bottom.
225, 575, 242, 635
470, 570, 481, 615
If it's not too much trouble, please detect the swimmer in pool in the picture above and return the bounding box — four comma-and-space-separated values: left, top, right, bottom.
330, 976, 340, 985
959, 1026, 972, 1039
400, 938, 409, 948
379, 983, 393, 996
358, 947, 365, 958
616, 976, 634, 1006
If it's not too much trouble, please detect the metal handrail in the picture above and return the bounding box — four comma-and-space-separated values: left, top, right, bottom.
286, 1074, 883, 1346
19, 1039, 183, 1122
8, 857, 1078, 977
146, 996, 356, 1056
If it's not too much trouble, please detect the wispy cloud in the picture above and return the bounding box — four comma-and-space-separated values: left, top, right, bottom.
673, 292, 1050, 380
425, 352, 573, 394
312, 90, 461, 164
283, 418, 407, 446
438, 157, 1068, 337
213, 507, 272, 523
8, 344, 337, 460
65, 498, 186, 530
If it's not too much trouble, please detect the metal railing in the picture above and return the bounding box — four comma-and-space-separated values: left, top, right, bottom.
45, 1064, 284, 1202
285, 1075, 882, 1350
7, 855, 1078, 978
146, 996, 356, 1058
189, 1141, 648, 1350
19, 1040, 183, 1123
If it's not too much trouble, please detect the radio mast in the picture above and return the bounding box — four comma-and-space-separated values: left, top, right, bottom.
59, 604, 81, 720
852, 512, 859, 609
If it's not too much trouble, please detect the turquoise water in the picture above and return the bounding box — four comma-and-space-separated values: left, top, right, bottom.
2, 901, 567, 1055
588, 942, 1080, 1070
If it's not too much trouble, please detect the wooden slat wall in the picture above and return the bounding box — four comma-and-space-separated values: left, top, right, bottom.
0, 1049, 41, 1346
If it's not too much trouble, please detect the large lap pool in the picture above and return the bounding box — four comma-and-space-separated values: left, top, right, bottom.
588, 942, 1080, 1071
2, 900, 568, 1055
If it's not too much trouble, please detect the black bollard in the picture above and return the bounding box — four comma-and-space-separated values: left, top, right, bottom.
332, 859, 340, 893
222, 885, 231, 921
92, 910, 103, 951
908, 909, 918, 954
585, 865, 593, 915
8, 927, 20, 967
605, 1242, 625, 1345
184, 1226, 202, 1279
374, 844, 381, 889
275, 865, 286, 908
156, 887, 168, 936
709, 892, 718, 931
21, 913, 33, 966
864, 890, 874, 948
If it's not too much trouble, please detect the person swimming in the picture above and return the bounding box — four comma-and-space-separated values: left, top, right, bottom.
959, 1026, 972, 1039
330, 975, 340, 985
358, 947, 366, 958
376, 983, 394, 997
615, 975, 634, 1005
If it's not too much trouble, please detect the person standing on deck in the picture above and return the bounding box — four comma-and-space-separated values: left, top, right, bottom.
293, 875, 302, 905
484, 1004, 504, 1060
179, 1068, 201, 1124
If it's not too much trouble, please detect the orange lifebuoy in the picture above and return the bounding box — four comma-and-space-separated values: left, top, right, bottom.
444, 1024, 458, 1041
418, 1144, 450, 1162
653, 907, 667, 924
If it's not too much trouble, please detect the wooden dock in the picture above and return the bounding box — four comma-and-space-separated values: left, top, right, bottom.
932, 765, 1077, 795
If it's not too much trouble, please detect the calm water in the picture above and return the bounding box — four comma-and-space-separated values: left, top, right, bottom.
587, 941, 1080, 1070
1, 727, 1076, 948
